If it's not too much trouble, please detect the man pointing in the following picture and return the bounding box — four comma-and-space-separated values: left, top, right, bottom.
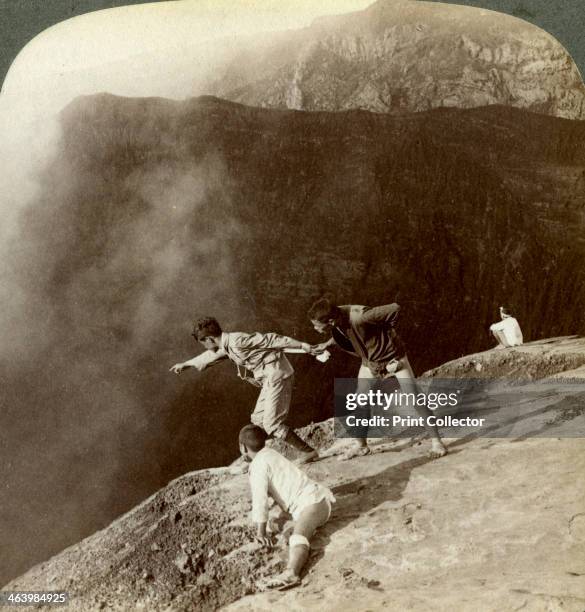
171, 316, 318, 464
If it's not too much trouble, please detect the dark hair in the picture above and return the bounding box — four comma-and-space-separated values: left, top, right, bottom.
239, 425, 267, 452
308, 297, 339, 323
192, 316, 222, 340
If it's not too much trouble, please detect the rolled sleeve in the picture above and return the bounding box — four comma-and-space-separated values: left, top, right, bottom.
234, 332, 300, 352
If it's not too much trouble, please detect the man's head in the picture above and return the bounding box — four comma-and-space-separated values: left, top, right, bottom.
239, 424, 267, 460
308, 297, 341, 334
192, 316, 223, 350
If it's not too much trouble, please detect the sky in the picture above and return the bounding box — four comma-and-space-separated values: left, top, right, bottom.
1, 0, 584, 123
0, 0, 374, 119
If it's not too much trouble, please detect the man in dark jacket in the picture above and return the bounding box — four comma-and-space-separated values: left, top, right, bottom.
308, 297, 448, 460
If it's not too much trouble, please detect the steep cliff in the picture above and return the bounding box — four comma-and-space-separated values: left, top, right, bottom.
208, 0, 585, 119
3, 94, 585, 585
6, 338, 585, 611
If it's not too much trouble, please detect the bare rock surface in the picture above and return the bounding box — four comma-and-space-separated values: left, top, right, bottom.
208, 0, 585, 119
5, 92, 585, 588
426, 335, 585, 379
6, 337, 585, 610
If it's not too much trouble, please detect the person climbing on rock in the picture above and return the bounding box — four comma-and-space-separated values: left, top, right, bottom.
307, 297, 448, 460
170, 316, 318, 465
490, 306, 524, 348
239, 424, 335, 590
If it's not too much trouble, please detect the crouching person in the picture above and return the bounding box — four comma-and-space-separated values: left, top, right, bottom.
239, 424, 335, 590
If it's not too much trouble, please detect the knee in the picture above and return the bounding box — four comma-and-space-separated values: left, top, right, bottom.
266, 422, 289, 440
289, 534, 310, 549
250, 413, 263, 428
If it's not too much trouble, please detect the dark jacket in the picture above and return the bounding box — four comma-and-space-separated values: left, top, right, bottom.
332, 303, 405, 375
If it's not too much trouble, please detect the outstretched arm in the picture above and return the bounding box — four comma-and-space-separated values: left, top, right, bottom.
310, 337, 336, 355
250, 460, 272, 545
249, 463, 268, 534
234, 332, 311, 354
169, 349, 228, 374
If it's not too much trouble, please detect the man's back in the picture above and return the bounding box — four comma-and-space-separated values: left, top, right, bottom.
249, 447, 331, 521
337, 303, 405, 368
221, 331, 295, 379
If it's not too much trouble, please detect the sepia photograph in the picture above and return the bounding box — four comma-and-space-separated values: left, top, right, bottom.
1, 0, 584, 610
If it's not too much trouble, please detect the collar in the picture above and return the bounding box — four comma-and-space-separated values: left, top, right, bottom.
250, 446, 269, 466
337, 305, 352, 330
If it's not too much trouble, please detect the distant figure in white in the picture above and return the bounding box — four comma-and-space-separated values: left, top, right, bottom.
490, 307, 523, 348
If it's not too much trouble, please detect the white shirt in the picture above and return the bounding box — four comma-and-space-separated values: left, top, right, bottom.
490, 316, 523, 346
184, 331, 295, 380
248, 447, 335, 523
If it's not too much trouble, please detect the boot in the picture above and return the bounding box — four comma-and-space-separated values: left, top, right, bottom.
284, 430, 318, 464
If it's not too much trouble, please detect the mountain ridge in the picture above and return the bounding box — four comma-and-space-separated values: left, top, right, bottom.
206, 0, 585, 119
